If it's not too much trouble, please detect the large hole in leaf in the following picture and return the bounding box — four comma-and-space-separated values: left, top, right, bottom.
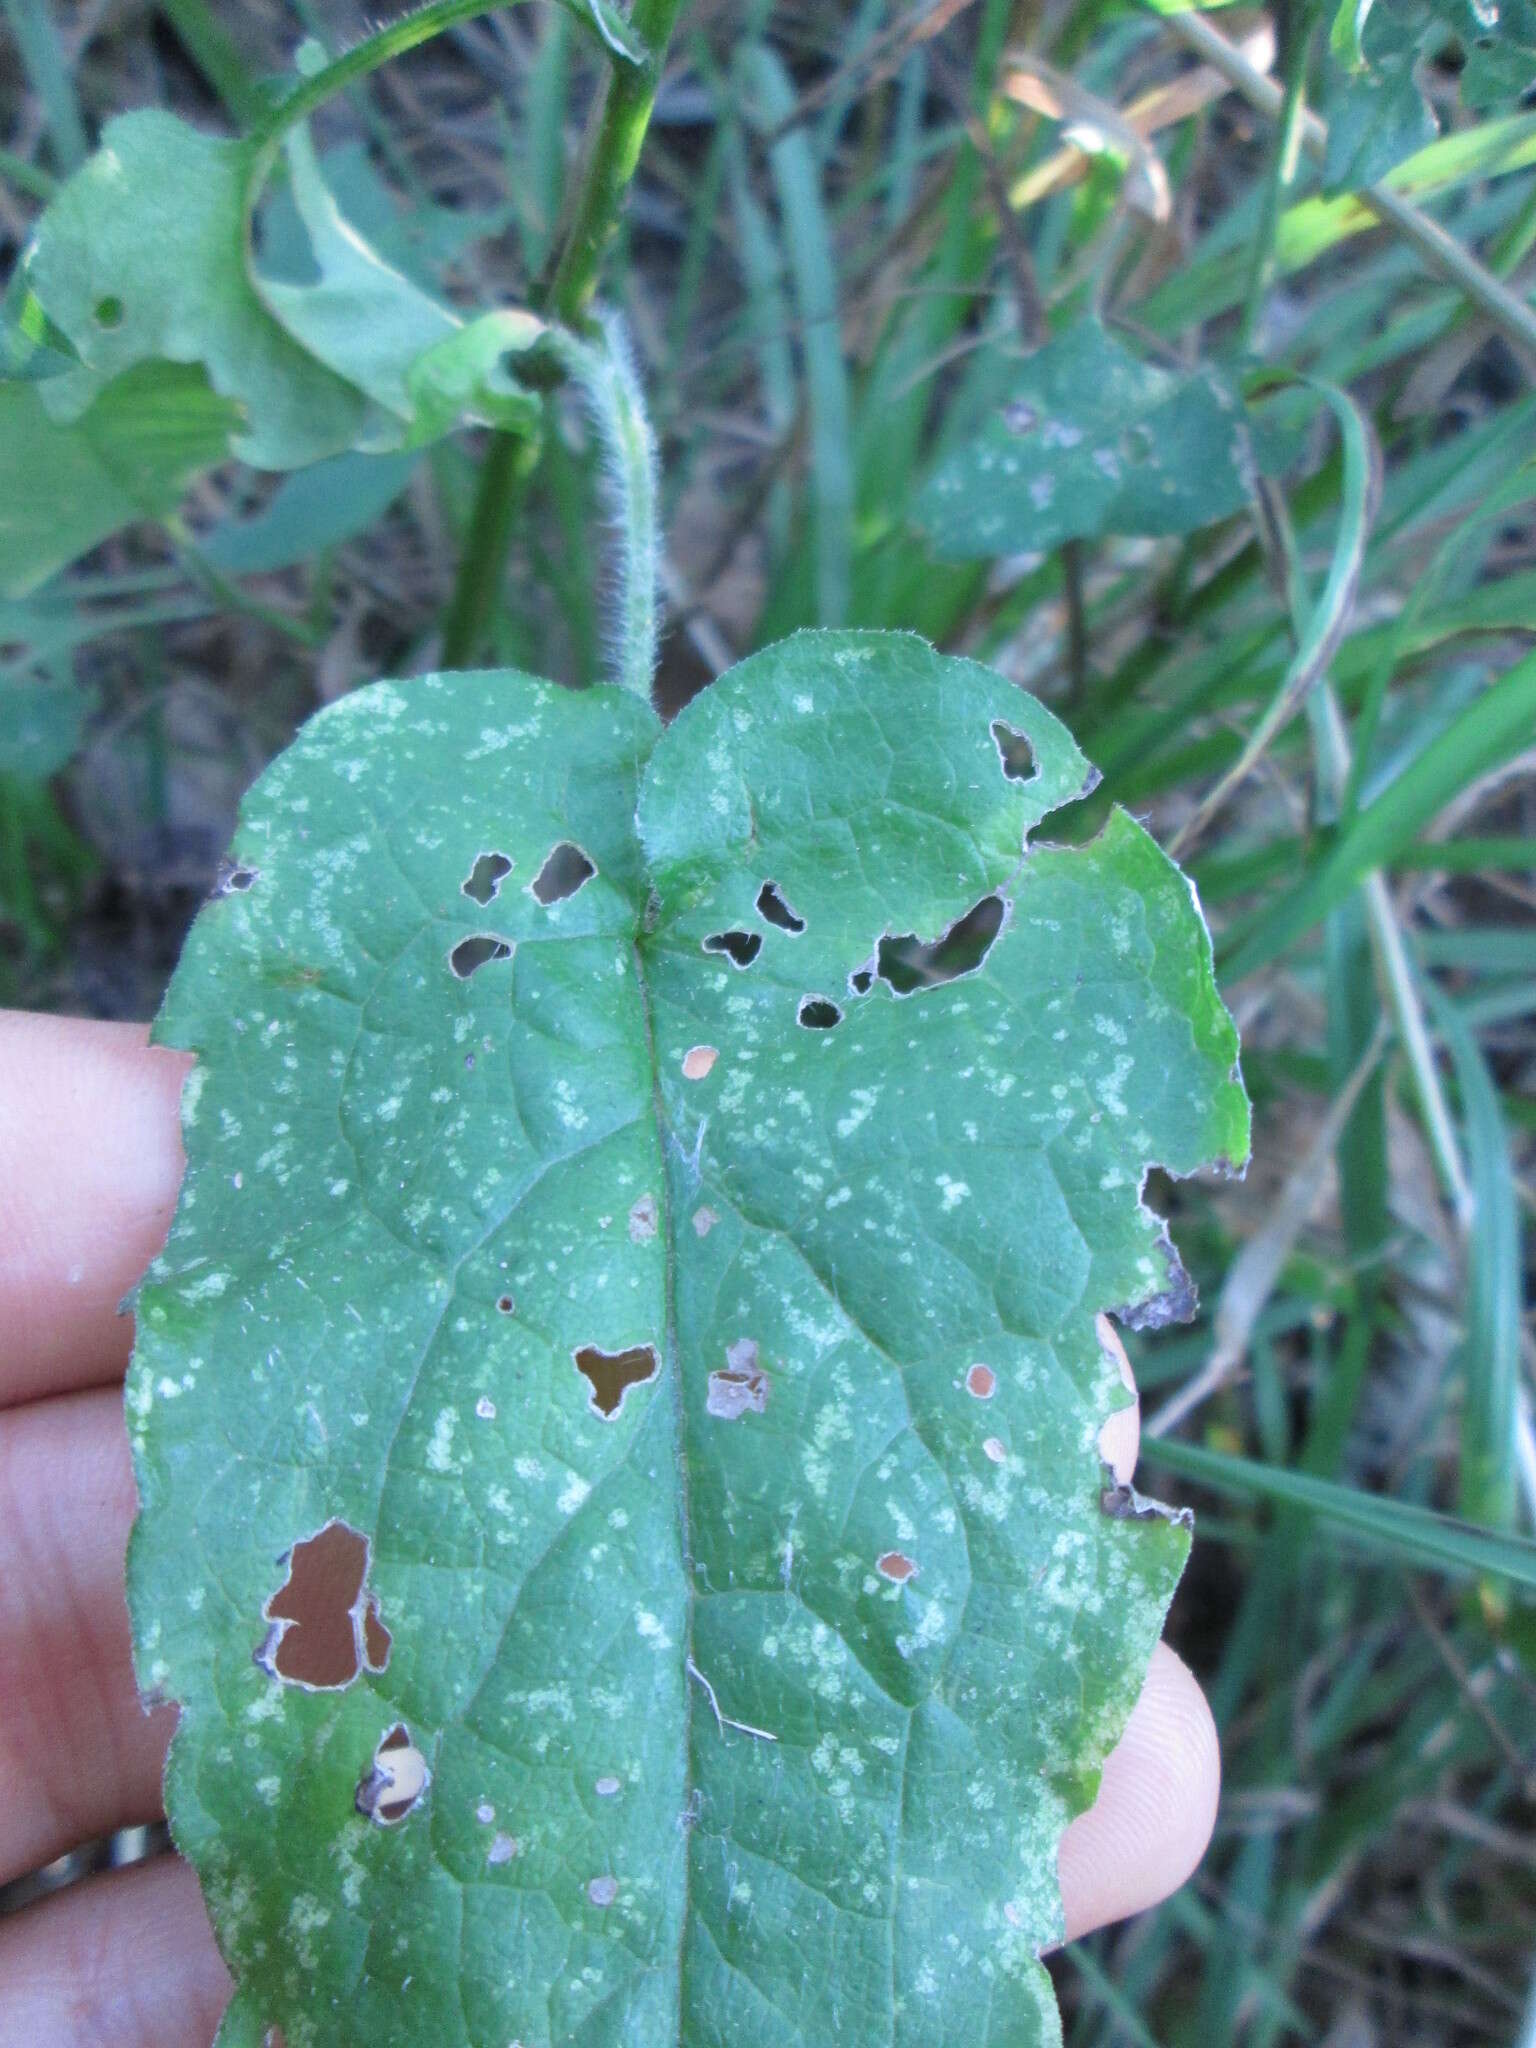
462, 851, 513, 905
877, 895, 1004, 995
704, 929, 762, 968
450, 934, 513, 979
574, 1342, 659, 1419
257, 1520, 389, 1690
532, 842, 596, 905
797, 996, 843, 1029
990, 720, 1036, 782
756, 880, 805, 933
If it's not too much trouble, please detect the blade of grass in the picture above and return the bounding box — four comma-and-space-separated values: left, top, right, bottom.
1143, 1440, 1536, 1588
157, 0, 265, 125
1427, 987, 1523, 1537
1170, 380, 1378, 857
741, 42, 854, 625
1, 0, 86, 172
1222, 650, 1536, 982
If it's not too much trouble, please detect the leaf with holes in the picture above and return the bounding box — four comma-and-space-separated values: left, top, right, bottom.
914, 320, 1256, 560
1323, 0, 1536, 189
129, 629, 1248, 2048
12, 109, 541, 496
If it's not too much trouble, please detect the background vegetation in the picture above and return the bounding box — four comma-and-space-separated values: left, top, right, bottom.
2, 0, 1534, 2040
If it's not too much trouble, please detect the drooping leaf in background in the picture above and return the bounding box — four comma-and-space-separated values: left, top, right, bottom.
129, 630, 1247, 2048
199, 451, 422, 579
1323, 0, 1536, 189
22, 111, 544, 462
256, 128, 541, 450
914, 320, 1256, 560
0, 671, 95, 783
0, 363, 242, 597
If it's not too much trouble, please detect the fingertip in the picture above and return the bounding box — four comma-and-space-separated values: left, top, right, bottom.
1057, 1641, 1220, 1942
1094, 1312, 1140, 1487
0, 1013, 190, 1405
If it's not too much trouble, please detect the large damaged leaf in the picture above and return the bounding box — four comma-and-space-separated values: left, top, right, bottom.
914, 321, 1256, 561
21, 112, 542, 466
128, 630, 1248, 2048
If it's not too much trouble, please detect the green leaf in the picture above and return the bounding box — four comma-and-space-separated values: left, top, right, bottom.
915, 321, 1256, 561
1323, 0, 1536, 188
0, 363, 242, 597
129, 631, 1247, 2048
200, 451, 421, 578
0, 671, 93, 781
21, 110, 543, 472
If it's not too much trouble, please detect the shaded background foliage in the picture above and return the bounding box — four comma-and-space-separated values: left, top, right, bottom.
1, 0, 1534, 2042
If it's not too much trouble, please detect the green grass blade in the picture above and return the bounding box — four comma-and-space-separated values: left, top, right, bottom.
1, 0, 86, 170
1222, 650, 1536, 979
742, 43, 854, 625
1144, 1440, 1536, 1588
1428, 986, 1523, 1536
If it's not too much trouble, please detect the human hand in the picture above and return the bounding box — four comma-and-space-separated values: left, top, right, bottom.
0, 1009, 1219, 2044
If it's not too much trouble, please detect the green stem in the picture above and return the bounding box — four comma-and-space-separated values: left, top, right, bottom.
545, 316, 660, 701
249, 0, 638, 157
1239, 5, 1316, 350
443, 0, 688, 668
440, 432, 542, 669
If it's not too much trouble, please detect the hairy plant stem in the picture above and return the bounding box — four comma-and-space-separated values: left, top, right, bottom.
443, 0, 687, 670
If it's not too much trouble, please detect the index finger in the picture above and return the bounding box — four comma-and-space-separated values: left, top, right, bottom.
0, 1011, 189, 1408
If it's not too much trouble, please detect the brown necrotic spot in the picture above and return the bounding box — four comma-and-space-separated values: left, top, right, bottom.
877, 1551, 918, 1583
990, 719, 1036, 782
257, 1520, 389, 1690
628, 1194, 658, 1242
682, 1045, 718, 1080
461, 851, 513, 905
362, 1595, 391, 1672
966, 1363, 996, 1399
356, 1722, 430, 1826
877, 894, 1004, 995
704, 929, 762, 968
574, 1343, 659, 1419
449, 934, 513, 979
797, 996, 842, 1030
756, 880, 805, 933
531, 841, 596, 904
